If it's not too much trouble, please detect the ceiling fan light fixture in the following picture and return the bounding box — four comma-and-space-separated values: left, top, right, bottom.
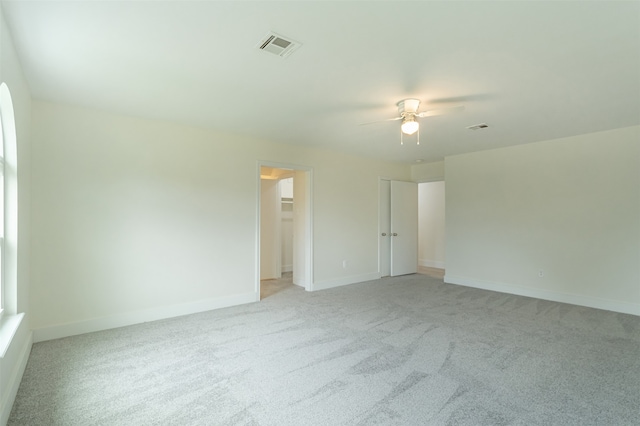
401, 118, 419, 135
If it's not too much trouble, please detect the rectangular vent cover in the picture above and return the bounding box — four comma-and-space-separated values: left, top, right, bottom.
257, 32, 301, 58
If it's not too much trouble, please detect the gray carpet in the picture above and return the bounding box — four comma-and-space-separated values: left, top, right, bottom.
9, 274, 640, 425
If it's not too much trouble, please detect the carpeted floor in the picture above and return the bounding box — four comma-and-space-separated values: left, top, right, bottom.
9, 274, 640, 425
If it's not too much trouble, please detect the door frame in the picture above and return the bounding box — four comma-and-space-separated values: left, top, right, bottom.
256, 161, 314, 299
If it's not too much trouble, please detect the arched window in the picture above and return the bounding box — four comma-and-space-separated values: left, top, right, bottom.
0, 91, 4, 311
0, 83, 17, 315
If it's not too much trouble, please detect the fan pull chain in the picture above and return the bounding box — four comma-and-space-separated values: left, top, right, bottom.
400, 128, 421, 145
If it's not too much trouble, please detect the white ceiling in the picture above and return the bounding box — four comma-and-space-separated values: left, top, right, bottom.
2, 1, 639, 164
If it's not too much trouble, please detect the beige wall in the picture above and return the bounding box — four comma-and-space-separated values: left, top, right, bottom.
445, 126, 640, 315
30, 100, 411, 340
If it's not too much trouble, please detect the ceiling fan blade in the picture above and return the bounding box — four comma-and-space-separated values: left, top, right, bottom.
416, 105, 465, 118
358, 116, 403, 126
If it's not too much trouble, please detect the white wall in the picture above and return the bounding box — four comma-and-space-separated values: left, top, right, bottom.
0, 6, 32, 424
412, 160, 444, 182
30, 101, 411, 340
445, 126, 640, 315
292, 170, 309, 287
418, 181, 445, 269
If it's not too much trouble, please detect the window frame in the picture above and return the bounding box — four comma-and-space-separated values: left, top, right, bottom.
0, 82, 17, 317
0, 100, 5, 314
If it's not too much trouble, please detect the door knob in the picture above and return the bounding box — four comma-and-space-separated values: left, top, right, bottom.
381, 233, 387, 236
392, 233, 398, 236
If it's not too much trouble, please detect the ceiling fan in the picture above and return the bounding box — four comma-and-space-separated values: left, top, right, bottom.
361, 99, 464, 144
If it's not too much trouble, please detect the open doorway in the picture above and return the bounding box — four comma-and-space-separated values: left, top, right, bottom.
417, 181, 445, 279
258, 163, 313, 299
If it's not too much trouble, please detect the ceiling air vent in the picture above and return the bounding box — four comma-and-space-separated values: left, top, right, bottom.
467, 123, 489, 130
257, 32, 301, 58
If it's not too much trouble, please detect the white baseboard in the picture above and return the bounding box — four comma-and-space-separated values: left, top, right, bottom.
444, 275, 640, 316
0, 329, 32, 426
282, 264, 293, 273
419, 259, 445, 269
33, 292, 257, 343
312, 272, 382, 292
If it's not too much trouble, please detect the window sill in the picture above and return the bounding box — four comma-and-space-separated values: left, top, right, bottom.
0, 312, 24, 358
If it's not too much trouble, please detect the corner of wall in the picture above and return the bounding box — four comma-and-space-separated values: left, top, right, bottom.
411, 160, 444, 182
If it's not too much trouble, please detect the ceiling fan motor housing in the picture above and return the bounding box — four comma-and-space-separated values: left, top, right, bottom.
397, 98, 421, 116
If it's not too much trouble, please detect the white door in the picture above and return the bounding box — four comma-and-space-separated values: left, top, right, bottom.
379, 179, 418, 277
379, 180, 391, 276
260, 179, 281, 280
390, 180, 418, 276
